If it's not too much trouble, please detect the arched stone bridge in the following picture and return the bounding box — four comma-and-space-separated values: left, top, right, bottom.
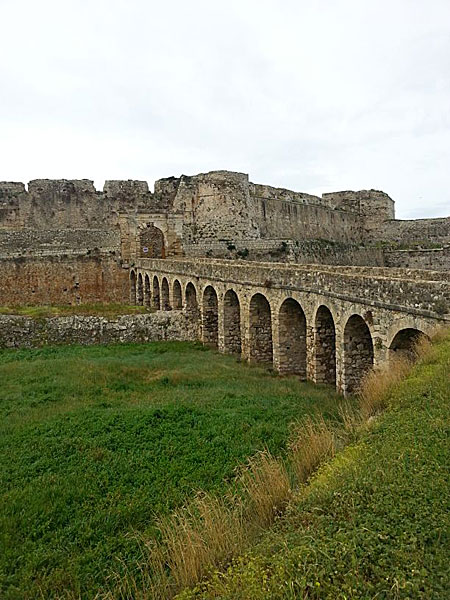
130, 258, 449, 394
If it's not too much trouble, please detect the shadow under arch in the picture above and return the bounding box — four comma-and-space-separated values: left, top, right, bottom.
278, 297, 306, 378
223, 289, 241, 356
202, 285, 219, 348
343, 314, 374, 394
314, 305, 336, 386
249, 293, 273, 365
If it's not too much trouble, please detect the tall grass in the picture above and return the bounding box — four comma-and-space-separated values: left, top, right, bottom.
126, 330, 443, 599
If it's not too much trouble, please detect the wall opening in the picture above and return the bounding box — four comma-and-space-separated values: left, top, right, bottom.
278, 298, 307, 377
130, 270, 136, 305
202, 286, 219, 348
137, 273, 144, 306
389, 328, 428, 362
152, 276, 161, 310
343, 314, 374, 393
144, 274, 151, 307
161, 277, 171, 310
173, 279, 182, 309
314, 305, 336, 385
140, 224, 165, 258
223, 289, 241, 355
185, 282, 200, 334
249, 293, 273, 365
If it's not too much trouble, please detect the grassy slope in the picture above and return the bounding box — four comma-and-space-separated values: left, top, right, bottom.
180, 336, 450, 599
0, 303, 153, 318
0, 342, 341, 599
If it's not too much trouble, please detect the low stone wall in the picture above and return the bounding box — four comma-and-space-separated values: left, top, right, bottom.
0, 312, 194, 349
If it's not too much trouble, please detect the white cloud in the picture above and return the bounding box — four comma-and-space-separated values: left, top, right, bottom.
1, 0, 449, 218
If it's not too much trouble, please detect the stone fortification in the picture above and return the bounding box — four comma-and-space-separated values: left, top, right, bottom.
0, 170, 449, 306
0, 312, 195, 349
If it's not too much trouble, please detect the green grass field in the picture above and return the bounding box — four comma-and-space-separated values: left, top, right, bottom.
0, 342, 341, 599
0, 303, 153, 319
179, 334, 450, 599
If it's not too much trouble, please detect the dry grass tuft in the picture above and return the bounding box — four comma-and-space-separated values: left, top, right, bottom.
358, 356, 412, 421
150, 492, 245, 594
288, 416, 335, 483
240, 450, 292, 529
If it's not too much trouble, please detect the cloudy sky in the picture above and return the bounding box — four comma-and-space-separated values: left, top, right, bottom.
1, 0, 449, 218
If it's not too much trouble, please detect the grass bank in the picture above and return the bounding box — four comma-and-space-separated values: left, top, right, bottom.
178, 334, 449, 599
0, 303, 153, 319
0, 342, 341, 599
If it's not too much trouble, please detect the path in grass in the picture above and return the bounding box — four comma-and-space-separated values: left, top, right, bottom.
0, 341, 340, 599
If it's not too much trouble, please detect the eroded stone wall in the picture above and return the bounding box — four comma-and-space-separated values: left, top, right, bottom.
0, 312, 194, 348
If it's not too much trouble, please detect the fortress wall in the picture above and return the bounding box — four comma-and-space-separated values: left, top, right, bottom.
373, 217, 450, 246
250, 194, 364, 242
384, 247, 450, 271
0, 255, 129, 305
0, 179, 155, 230
0, 229, 121, 256
183, 239, 384, 266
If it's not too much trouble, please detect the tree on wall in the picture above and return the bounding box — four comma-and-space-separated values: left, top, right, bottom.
139, 224, 165, 258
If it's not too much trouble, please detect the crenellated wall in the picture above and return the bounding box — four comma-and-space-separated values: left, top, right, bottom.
0, 170, 448, 307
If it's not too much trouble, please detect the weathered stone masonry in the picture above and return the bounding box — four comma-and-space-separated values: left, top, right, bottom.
131, 258, 449, 394
1, 170, 449, 306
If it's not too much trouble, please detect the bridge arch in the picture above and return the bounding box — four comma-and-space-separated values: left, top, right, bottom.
172, 279, 182, 309
223, 289, 241, 355
278, 297, 306, 377
144, 274, 151, 307
161, 277, 171, 310
202, 285, 219, 347
343, 314, 374, 394
389, 327, 429, 362
314, 305, 336, 385
152, 276, 161, 310
249, 293, 273, 365
137, 273, 144, 306
130, 270, 136, 305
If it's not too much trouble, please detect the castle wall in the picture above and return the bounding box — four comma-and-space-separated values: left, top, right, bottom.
183, 239, 384, 266
373, 217, 450, 246
250, 191, 364, 242
384, 247, 450, 271
0, 255, 128, 305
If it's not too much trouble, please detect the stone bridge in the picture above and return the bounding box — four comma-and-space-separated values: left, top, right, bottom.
131, 258, 449, 394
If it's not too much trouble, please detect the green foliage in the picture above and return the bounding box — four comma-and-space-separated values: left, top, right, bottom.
0, 303, 154, 319
0, 342, 340, 599
180, 336, 450, 599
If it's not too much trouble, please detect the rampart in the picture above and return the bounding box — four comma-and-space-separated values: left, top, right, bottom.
0, 170, 449, 307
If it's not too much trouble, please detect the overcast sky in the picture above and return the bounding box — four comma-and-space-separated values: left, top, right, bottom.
1, 0, 449, 219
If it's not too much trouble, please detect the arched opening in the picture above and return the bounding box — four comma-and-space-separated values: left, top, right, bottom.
144, 274, 151, 307
185, 282, 200, 333
202, 286, 219, 348
173, 279, 182, 310
278, 298, 306, 378
130, 270, 136, 305
249, 293, 273, 365
389, 328, 428, 362
152, 276, 161, 310
223, 289, 241, 355
343, 314, 374, 394
137, 273, 144, 306
314, 305, 336, 385
139, 224, 165, 258
161, 277, 171, 311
